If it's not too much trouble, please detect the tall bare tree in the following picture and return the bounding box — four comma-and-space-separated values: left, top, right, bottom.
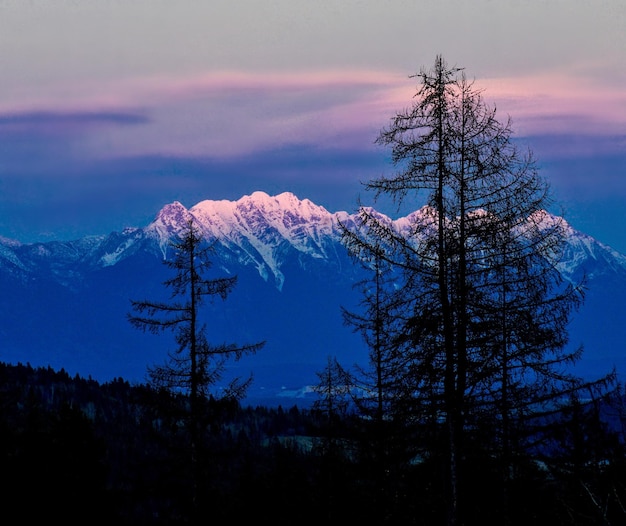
128, 218, 264, 522
342, 55, 612, 525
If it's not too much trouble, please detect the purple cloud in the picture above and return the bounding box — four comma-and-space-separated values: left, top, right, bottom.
3, 69, 623, 163
0, 110, 149, 137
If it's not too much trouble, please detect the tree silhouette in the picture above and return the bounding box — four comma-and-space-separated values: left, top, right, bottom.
128, 217, 265, 522
342, 55, 613, 525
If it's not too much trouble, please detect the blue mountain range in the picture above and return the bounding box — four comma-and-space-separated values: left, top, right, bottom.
1, 191, 624, 406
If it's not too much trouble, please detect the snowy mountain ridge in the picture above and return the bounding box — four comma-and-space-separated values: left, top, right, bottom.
145, 191, 626, 286
1, 190, 625, 401
1, 190, 625, 288
558, 222, 626, 281
144, 191, 356, 289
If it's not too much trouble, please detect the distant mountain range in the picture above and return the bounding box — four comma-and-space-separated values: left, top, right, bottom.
1, 191, 625, 405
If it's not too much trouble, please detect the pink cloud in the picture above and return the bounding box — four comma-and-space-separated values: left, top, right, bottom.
1, 69, 622, 160
480, 72, 626, 137
0, 70, 397, 111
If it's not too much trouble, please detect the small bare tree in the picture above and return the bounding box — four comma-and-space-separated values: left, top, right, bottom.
128, 217, 264, 521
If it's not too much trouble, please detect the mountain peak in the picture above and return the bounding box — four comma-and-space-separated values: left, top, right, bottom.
146, 201, 193, 256
185, 191, 345, 290
155, 201, 189, 222
190, 191, 333, 219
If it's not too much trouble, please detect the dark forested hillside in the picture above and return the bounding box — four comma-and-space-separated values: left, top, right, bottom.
2, 361, 626, 525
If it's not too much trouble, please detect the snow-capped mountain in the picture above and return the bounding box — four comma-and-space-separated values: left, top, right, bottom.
1, 191, 625, 405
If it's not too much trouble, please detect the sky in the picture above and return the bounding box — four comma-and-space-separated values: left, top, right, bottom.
0, 0, 625, 252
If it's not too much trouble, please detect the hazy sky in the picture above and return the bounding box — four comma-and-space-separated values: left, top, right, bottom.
1, 0, 625, 252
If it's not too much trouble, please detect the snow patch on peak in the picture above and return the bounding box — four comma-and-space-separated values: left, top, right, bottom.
526, 209, 572, 237
247, 190, 274, 203
147, 201, 193, 258
395, 205, 436, 228
156, 201, 189, 220
273, 191, 330, 216
100, 238, 138, 267
0, 236, 26, 271
0, 235, 21, 248
186, 191, 352, 289
192, 197, 235, 214
236, 191, 332, 223
558, 226, 626, 280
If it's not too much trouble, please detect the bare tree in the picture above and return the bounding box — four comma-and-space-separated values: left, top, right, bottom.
342, 248, 423, 522
342, 55, 612, 525
128, 217, 265, 522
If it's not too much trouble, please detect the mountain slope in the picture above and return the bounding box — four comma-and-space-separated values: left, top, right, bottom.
1, 191, 624, 404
